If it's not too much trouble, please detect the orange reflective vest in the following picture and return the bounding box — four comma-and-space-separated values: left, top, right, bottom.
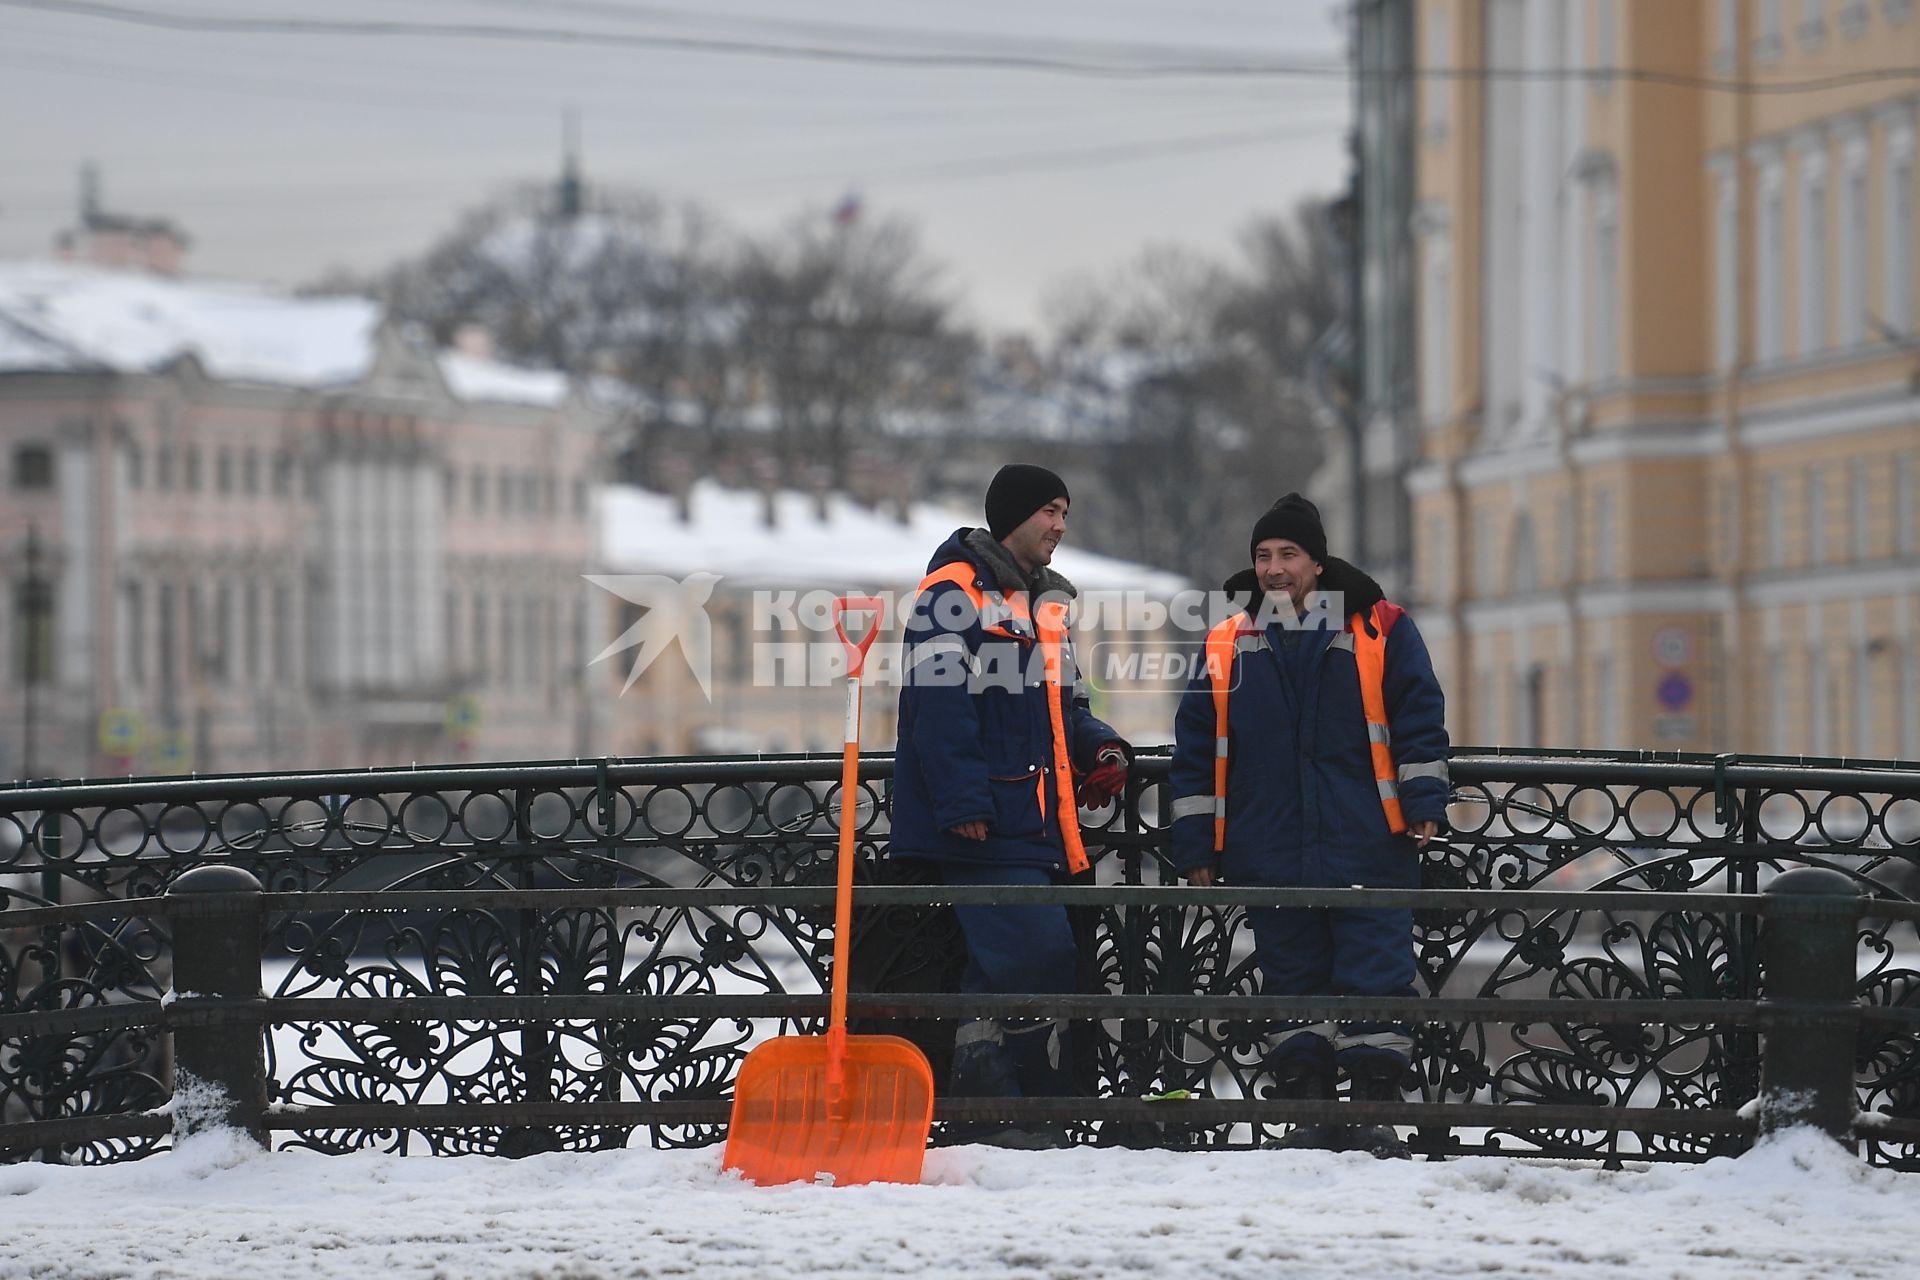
914, 563, 1090, 874
1200, 600, 1409, 852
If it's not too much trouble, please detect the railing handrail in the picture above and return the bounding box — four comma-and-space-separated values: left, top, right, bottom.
6, 746, 1920, 808
7, 885, 1919, 932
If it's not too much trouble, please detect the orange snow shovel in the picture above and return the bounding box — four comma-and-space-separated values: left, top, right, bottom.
722, 595, 935, 1186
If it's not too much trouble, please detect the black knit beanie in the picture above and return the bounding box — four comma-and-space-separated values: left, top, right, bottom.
1249, 492, 1327, 563
985, 464, 1070, 541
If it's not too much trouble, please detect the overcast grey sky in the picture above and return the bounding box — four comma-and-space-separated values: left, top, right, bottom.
0, 0, 1352, 334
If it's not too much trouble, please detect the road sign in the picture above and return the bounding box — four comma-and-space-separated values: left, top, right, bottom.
152, 731, 192, 774
1657, 671, 1694, 712
98, 707, 144, 756
1654, 626, 1691, 668
1655, 714, 1699, 742
444, 694, 483, 739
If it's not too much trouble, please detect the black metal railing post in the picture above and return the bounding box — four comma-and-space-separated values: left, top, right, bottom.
1758, 866, 1862, 1144
165, 866, 267, 1147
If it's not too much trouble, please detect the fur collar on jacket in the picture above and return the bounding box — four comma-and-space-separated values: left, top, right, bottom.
963, 527, 1079, 599
1221, 555, 1386, 630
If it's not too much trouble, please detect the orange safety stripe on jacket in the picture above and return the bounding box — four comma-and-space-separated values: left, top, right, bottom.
1201, 601, 1407, 852
915, 563, 1089, 874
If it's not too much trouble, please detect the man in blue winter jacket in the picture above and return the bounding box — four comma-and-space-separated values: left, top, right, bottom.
1169, 493, 1450, 1158
891, 464, 1131, 1146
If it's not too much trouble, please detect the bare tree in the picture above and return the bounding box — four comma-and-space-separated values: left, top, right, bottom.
1042, 206, 1338, 583
733, 209, 970, 484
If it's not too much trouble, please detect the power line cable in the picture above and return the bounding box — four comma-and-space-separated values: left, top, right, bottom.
0, 118, 1348, 220
430, 0, 1314, 71
11, 0, 1920, 92
737, 120, 1348, 192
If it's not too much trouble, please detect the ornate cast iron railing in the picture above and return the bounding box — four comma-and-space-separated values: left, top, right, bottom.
3, 749, 1918, 1168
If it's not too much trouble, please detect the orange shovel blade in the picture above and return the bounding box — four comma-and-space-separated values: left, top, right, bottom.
722, 1033, 935, 1186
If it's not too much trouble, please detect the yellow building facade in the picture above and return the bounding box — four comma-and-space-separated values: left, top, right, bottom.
1410, 0, 1919, 756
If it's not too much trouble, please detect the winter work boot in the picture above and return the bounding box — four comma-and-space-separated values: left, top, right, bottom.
1342, 1056, 1413, 1161
940, 1021, 1031, 1148
1259, 1035, 1343, 1151
993, 1017, 1073, 1150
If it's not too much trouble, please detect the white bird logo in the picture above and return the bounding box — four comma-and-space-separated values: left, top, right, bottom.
584, 573, 723, 700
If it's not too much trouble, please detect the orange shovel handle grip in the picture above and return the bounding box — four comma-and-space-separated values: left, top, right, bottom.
831, 595, 884, 678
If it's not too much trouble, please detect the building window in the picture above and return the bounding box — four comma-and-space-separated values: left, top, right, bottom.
497, 471, 514, 515
1811, 648, 1833, 755
1594, 489, 1617, 581
158, 583, 177, 690
1421, 238, 1452, 423
1898, 454, 1917, 555
157, 445, 175, 491
12, 444, 54, 490
473, 595, 489, 675
183, 447, 202, 492
207, 582, 231, 681
500, 595, 516, 685
1758, 0, 1785, 59
1887, 0, 1914, 24
274, 452, 295, 497
1591, 187, 1620, 381
1474, 510, 1496, 595
1839, 0, 1869, 36
1856, 642, 1877, 755
1713, 159, 1740, 368
1799, 0, 1828, 47
1839, 143, 1869, 346
1593, 0, 1617, 95
1851, 460, 1873, 559
125, 443, 144, 490
1769, 648, 1790, 751
1767, 473, 1788, 567
1426, 514, 1450, 602
1798, 143, 1829, 355
1757, 158, 1787, 361
1559, 500, 1577, 584
242, 448, 261, 496
274, 583, 293, 684
121, 580, 145, 687
524, 593, 542, 686
216, 447, 234, 495
1478, 667, 1499, 744
444, 591, 459, 671
1715, 0, 1740, 68
244, 579, 261, 686
1809, 467, 1829, 564
1886, 125, 1915, 334
444, 467, 458, 509
15, 576, 56, 685
1717, 475, 1738, 564
1425, 4, 1450, 139
1595, 655, 1618, 748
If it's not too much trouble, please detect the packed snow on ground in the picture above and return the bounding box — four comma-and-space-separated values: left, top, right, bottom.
0, 1126, 1911, 1279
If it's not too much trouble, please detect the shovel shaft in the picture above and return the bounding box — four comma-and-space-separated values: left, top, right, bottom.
824, 596, 880, 1113
826, 672, 860, 1109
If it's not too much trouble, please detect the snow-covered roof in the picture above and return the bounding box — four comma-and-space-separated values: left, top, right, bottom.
0, 260, 573, 407
600, 480, 1191, 595
436, 351, 570, 407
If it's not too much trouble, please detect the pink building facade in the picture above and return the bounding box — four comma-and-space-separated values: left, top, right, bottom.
0, 263, 612, 779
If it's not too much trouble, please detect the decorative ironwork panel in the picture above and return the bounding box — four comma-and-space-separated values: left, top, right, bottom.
4, 752, 1918, 1167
